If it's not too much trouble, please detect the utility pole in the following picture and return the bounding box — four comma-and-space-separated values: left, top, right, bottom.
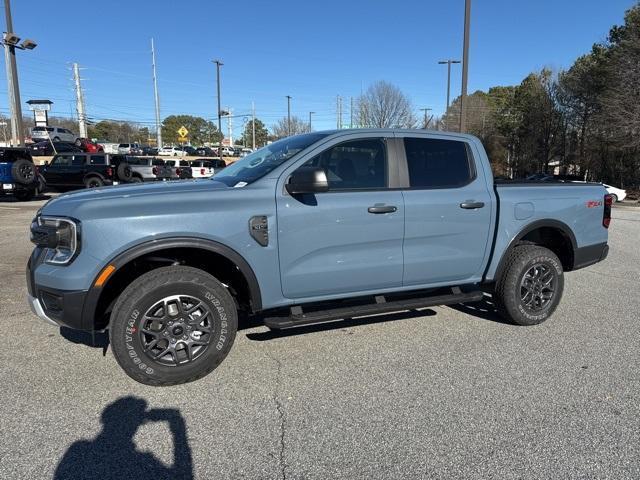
72, 63, 87, 138
251, 101, 256, 149
151, 38, 162, 148
308, 111, 314, 131
227, 108, 233, 146
286, 96, 292, 135
350, 97, 353, 128
336, 95, 343, 129
213, 59, 223, 135
460, 0, 472, 133
3, 0, 26, 145
419, 108, 432, 129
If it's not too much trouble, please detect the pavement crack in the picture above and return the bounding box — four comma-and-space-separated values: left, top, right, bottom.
268, 351, 288, 480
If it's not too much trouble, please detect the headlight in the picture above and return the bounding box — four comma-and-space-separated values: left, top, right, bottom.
30, 216, 80, 265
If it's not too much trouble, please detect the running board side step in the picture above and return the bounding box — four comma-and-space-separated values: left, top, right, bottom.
263, 288, 484, 329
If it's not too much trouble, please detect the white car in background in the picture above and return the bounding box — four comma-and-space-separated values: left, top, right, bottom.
220, 147, 235, 156
158, 146, 185, 156
603, 184, 626, 202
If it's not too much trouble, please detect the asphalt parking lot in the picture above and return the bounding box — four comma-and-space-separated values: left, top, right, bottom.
1, 195, 639, 480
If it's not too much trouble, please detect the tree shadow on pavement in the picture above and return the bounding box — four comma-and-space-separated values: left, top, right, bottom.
54, 396, 193, 480
245, 308, 437, 341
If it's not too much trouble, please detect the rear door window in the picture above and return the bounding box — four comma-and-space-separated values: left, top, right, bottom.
72, 155, 87, 166
90, 155, 106, 165
403, 137, 473, 188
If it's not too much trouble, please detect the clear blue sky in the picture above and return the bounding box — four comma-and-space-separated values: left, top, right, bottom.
1, 0, 636, 134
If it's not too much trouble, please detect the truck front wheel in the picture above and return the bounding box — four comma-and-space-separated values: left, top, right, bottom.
493, 245, 564, 326
109, 266, 238, 386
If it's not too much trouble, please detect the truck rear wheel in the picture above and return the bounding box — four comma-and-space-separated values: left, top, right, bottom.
493, 245, 564, 326
109, 266, 237, 386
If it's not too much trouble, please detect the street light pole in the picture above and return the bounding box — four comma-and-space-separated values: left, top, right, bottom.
308, 111, 314, 131
213, 59, 223, 135
460, 0, 472, 133
438, 59, 461, 114
151, 38, 162, 148
286, 95, 291, 136
3, 0, 25, 145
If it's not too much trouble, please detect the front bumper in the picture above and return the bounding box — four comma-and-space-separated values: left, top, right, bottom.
27, 249, 90, 330
28, 294, 59, 327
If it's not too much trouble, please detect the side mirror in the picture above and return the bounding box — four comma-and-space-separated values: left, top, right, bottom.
285, 166, 329, 195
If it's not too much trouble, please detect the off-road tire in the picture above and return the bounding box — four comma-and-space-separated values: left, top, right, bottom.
11, 158, 36, 184
128, 176, 142, 183
109, 266, 238, 386
493, 245, 564, 326
84, 176, 104, 188
116, 163, 131, 181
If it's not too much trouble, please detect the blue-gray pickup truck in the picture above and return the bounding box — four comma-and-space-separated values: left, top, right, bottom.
27, 129, 611, 385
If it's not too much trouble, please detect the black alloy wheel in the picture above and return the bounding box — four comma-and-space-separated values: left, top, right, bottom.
138, 295, 215, 366
519, 263, 557, 314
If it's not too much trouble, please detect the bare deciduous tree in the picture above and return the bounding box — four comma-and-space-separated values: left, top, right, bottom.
271, 116, 310, 139
356, 81, 417, 128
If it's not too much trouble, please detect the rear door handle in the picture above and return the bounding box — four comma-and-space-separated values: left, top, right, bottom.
368, 205, 397, 214
460, 201, 485, 209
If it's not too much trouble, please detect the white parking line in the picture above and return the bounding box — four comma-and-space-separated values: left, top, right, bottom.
0, 206, 20, 210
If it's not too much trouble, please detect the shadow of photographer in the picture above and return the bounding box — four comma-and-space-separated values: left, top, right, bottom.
54, 396, 193, 480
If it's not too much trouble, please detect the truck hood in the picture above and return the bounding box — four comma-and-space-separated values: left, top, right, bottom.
41, 179, 232, 216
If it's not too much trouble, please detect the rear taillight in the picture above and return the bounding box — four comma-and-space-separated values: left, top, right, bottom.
603, 194, 612, 228
106, 167, 113, 177
200, 168, 205, 175
176, 168, 181, 176
152, 166, 158, 175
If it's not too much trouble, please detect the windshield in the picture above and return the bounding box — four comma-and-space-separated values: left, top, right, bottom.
213, 133, 329, 187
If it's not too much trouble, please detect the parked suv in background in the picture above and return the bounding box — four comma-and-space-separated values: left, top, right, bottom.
195, 146, 216, 157
31, 126, 77, 143
39, 153, 131, 190
118, 143, 143, 155
0, 147, 43, 201
28, 141, 82, 156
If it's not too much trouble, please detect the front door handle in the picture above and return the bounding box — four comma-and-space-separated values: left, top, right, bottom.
460, 201, 485, 209
368, 205, 397, 214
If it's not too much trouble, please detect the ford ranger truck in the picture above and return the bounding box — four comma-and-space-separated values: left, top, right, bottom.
26, 130, 611, 386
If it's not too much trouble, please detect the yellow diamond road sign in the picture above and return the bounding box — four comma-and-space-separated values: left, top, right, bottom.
177, 126, 189, 138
